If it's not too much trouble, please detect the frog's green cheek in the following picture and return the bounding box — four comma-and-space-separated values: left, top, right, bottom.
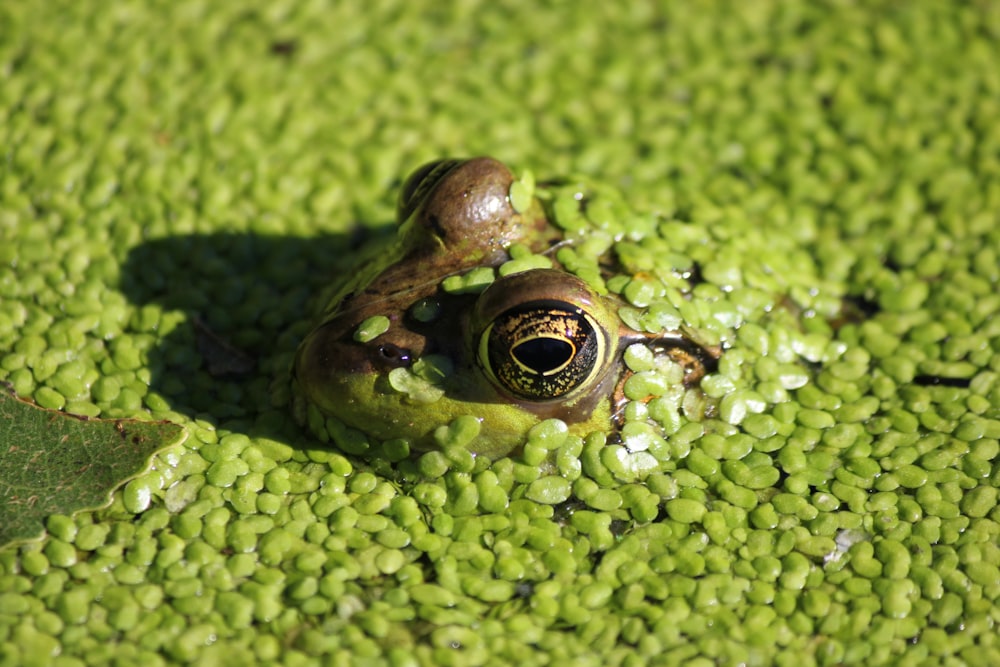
294, 368, 413, 437
293, 362, 595, 459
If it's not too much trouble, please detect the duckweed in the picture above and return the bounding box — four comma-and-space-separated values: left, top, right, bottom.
3, 1, 1000, 665
440, 267, 495, 295
352, 315, 391, 343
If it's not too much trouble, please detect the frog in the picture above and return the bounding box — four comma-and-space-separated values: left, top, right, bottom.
292, 157, 719, 459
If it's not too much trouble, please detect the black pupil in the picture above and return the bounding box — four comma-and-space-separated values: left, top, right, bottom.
512, 337, 573, 374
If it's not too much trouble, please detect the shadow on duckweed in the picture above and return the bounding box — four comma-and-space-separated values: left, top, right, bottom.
120, 228, 388, 445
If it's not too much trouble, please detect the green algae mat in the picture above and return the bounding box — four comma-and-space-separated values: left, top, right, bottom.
2, 1, 1000, 665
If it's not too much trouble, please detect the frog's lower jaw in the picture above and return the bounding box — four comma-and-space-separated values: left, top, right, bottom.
290, 366, 614, 460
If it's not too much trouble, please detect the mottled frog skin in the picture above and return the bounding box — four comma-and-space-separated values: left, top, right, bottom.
293, 158, 716, 459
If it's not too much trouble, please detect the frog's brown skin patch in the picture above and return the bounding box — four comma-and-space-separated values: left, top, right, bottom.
402, 157, 552, 257
318, 158, 555, 325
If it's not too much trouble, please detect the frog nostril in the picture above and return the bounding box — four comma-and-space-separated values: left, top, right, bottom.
377, 343, 412, 367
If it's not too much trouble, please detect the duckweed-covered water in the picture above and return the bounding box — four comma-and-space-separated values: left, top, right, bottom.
2, 1, 999, 665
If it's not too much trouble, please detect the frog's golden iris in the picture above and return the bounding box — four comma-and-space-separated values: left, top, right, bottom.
473, 271, 614, 402
480, 300, 602, 398
483, 301, 599, 397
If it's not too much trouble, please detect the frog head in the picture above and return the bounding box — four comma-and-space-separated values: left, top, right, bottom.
292, 157, 716, 459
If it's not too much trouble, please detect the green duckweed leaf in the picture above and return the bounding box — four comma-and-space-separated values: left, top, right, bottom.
387, 367, 445, 404
353, 315, 391, 342
0, 388, 186, 549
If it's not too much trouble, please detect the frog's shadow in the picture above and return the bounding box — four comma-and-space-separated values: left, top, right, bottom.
120, 229, 387, 444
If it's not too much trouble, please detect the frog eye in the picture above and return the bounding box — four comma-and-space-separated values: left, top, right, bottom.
397, 157, 519, 252
480, 301, 606, 399
473, 269, 617, 401
397, 159, 463, 223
